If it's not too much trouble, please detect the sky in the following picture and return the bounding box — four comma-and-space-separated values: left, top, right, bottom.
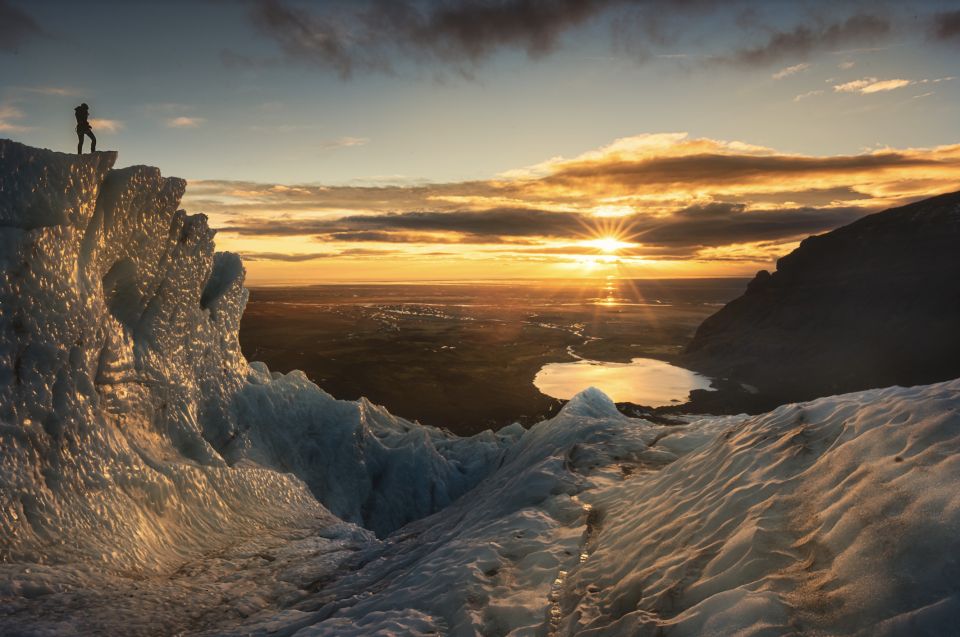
2, 0, 960, 283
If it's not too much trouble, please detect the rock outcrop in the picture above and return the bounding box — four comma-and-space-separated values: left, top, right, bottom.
682, 191, 960, 409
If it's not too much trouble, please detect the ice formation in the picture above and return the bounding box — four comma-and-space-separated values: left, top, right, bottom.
0, 140, 512, 566
2, 140, 960, 636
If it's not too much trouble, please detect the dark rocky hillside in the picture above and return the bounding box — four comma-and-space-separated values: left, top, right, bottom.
681, 191, 960, 411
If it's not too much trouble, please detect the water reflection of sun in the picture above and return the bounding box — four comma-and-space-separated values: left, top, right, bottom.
574, 254, 619, 271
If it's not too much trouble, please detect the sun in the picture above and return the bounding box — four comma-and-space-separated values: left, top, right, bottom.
584, 236, 632, 254
595, 237, 624, 253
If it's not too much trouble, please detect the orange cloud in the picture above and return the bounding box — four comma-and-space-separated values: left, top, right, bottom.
834, 77, 911, 93
166, 116, 206, 128
182, 133, 960, 282
0, 103, 29, 132
89, 118, 124, 133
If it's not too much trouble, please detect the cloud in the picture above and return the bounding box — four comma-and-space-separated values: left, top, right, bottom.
531, 140, 942, 195
930, 10, 960, 43
241, 248, 399, 261
166, 116, 205, 128
772, 63, 810, 79
724, 13, 891, 67
833, 75, 954, 95
219, 202, 868, 253
793, 89, 823, 102
17, 86, 79, 96
190, 133, 960, 220
236, 2, 902, 78
834, 77, 911, 93
838, 60, 855, 69
244, 0, 620, 78
0, 0, 41, 54
320, 136, 369, 149
188, 132, 960, 268
89, 118, 124, 133
634, 203, 865, 247
403, 0, 614, 61
323, 231, 464, 243
0, 103, 30, 132
247, 0, 362, 78
240, 251, 332, 262
220, 207, 592, 240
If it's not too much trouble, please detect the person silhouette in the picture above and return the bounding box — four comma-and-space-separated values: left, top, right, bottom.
75, 103, 96, 154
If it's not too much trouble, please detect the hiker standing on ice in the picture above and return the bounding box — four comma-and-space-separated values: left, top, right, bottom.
75, 103, 96, 154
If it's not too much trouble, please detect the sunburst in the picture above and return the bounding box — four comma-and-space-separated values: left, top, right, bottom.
583, 236, 634, 254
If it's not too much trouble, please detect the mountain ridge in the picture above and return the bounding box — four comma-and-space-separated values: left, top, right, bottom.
682, 190, 960, 410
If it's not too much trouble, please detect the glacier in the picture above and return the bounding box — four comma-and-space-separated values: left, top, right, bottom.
2, 139, 960, 636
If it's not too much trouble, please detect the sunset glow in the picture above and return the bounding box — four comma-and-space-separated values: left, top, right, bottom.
3, 1, 959, 283
190, 135, 960, 282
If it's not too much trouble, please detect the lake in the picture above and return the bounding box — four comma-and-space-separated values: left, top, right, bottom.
534, 357, 715, 406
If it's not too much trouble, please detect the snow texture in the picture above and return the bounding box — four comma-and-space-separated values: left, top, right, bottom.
3, 140, 960, 636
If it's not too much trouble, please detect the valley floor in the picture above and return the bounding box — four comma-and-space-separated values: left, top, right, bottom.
238, 281, 741, 434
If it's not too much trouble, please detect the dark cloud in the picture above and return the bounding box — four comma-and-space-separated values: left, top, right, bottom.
724, 12, 891, 66
187, 148, 945, 224
244, 0, 621, 78
409, 0, 615, 61
248, 0, 376, 78
192, 136, 959, 272
732, 185, 867, 207
542, 151, 938, 190
237, 1, 910, 77
219, 202, 866, 251
330, 208, 591, 237
240, 251, 331, 262
185, 180, 482, 216
220, 207, 593, 239
637, 203, 866, 247
0, 0, 41, 53
324, 231, 465, 243
240, 248, 398, 261
930, 10, 960, 43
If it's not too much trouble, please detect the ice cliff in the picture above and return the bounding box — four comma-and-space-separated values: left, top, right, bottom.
3, 140, 960, 636
0, 139, 511, 573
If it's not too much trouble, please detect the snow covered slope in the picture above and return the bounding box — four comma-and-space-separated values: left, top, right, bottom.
3, 140, 960, 636
235, 381, 960, 636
